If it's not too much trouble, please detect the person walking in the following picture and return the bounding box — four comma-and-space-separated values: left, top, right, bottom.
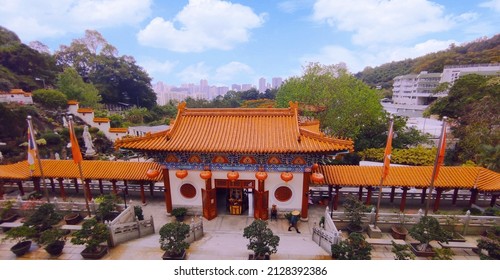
288, 210, 301, 233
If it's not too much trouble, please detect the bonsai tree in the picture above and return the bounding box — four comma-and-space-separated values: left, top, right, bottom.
331, 232, 372, 260
38, 228, 67, 255
432, 248, 454, 260
343, 194, 366, 233
391, 241, 415, 260
0, 199, 17, 222
24, 203, 62, 235
171, 207, 187, 222
476, 226, 500, 260
445, 215, 464, 240
134, 205, 144, 221
95, 194, 119, 222
243, 219, 280, 260
71, 218, 110, 253
409, 216, 451, 252
2, 225, 36, 244
159, 221, 191, 258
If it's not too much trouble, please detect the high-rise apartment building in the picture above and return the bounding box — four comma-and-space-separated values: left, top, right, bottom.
272, 77, 283, 89
259, 77, 267, 92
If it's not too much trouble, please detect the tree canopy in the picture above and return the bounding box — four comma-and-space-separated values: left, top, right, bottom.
56, 67, 101, 108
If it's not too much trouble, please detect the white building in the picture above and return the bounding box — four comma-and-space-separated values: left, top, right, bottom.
0, 89, 33, 105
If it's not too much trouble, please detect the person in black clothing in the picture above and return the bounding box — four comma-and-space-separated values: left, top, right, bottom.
288, 211, 301, 233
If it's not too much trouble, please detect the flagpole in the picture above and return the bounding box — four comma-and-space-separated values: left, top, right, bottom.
374, 116, 394, 228
68, 115, 91, 217
27, 116, 50, 203
424, 116, 448, 216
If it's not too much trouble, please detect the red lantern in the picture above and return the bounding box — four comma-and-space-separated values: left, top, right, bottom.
227, 171, 239, 181
176, 169, 188, 179
146, 169, 159, 179
200, 170, 212, 180
281, 172, 293, 182
311, 172, 325, 184
312, 163, 319, 172
255, 171, 268, 182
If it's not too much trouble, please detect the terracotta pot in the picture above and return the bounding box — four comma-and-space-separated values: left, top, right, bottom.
64, 213, 82, 225
45, 240, 65, 256
162, 250, 186, 260
0, 213, 19, 223
391, 226, 408, 240
248, 254, 270, 260
409, 243, 436, 258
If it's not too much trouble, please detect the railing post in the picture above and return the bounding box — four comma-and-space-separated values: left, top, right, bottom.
370, 207, 376, 224
463, 210, 471, 235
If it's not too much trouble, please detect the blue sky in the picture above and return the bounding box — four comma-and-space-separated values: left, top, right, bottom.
0, 0, 498, 87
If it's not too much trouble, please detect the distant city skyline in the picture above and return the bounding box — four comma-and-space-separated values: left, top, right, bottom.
154, 76, 283, 105
1, 1, 498, 86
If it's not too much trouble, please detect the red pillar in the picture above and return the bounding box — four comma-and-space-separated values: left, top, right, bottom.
98, 179, 104, 194
469, 189, 478, 207
421, 188, 427, 204
365, 187, 373, 205
452, 188, 459, 205
358, 186, 363, 201
49, 178, 56, 193
400, 187, 409, 212
490, 194, 498, 207
111, 180, 118, 195
334, 186, 341, 210
73, 178, 79, 193
301, 171, 311, 220
433, 188, 443, 212
161, 166, 172, 213
17, 181, 24, 196
124, 180, 129, 195
57, 178, 67, 201
149, 182, 155, 196
140, 181, 146, 205
390, 187, 396, 203
84, 179, 92, 201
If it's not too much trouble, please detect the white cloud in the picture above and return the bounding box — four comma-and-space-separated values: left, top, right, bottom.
214, 62, 254, 82
0, 0, 152, 41
480, 0, 500, 12
137, 0, 265, 52
301, 39, 456, 73
139, 58, 177, 77
312, 0, 455, 46
177, 62, 211, 83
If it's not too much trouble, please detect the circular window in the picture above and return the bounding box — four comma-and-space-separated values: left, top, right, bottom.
274, 186, 292, 202
180, 183, 196, 199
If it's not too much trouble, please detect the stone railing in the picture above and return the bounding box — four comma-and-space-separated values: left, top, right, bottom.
185, 216, 204, 244
312, 207, 342, 255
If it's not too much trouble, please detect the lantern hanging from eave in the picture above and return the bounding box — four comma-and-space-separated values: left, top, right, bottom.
200, 170, 212, 180
227, 170, 239, 181
255, 171, 268, 182
146, 169, 160, 179
281, 171, 293, 182
311, 172, 325, 184
312, 163, 319, 172
176, 169, 188, 179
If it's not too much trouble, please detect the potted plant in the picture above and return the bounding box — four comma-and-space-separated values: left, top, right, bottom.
95, 194, 119, 222
391, 241, 415, 260
24, 203, 63, 235
71, 218, 110, 259
134, 205, 144, 221
391, 212, 409, 240
39, 228, 66, 256
0, 200, 18, 223
243, 219, 280, 260
476, 225, 500, 260
331, 232, 372, 260
159, 221, 191, 260
408, 216, 451, 257
2, 225, 36, 256
343, 194, 365, 233
432, 248, 454, 260
445, 215, 465, 242
64, 212, 82, 225
171, 207, 187, 222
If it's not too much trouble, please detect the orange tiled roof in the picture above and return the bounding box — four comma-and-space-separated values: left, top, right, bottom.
319, 165, 500, 191
109, 128, 128, 133
77, 108, 93, 113
67, 100, 78, 105
115, 102, 354, 154
0, 160, 162, 181
93, 117, 110, 123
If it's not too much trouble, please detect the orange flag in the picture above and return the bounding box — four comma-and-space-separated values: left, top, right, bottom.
68, 119, 83, 164
382, 118, 394, 182
433, 124, 447, 181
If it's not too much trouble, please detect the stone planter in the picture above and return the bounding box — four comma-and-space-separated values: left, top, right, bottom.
409, 242, 436, 258
391, 226, 409, 240
11, 240, 32, 257
64, 213, 82, 225
162, 250, 186, 260
80, 245, 108, 259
